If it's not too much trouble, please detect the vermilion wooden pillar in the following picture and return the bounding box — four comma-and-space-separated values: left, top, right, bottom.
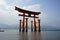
34, 15, 37, 31
22, 13, 25, 32
38, 19, 40, 32
26, 18, 28, 32
31, 21, 33, 32
19, 20, 21, 32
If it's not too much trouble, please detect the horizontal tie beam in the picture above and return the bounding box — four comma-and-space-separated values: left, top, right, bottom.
30, 22, 39, 24
18, 14, 38, 18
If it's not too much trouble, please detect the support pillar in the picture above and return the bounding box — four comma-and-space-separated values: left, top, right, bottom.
31, 21, 33, 32
22, 13, 25, 32
38, 19, 40, 32
19, 20, 21, 32
26, 18, 28, 32
34, 15, 37, 31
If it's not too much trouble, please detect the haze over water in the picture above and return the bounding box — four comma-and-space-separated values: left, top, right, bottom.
0, 29, 60, 40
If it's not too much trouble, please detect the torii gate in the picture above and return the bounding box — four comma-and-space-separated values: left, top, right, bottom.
15, 6, 41, 32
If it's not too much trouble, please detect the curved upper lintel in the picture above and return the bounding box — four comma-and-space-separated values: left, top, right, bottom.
15, 6, 41, 15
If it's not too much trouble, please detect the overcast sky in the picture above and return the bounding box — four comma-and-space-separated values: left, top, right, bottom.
0, 0, 60, 27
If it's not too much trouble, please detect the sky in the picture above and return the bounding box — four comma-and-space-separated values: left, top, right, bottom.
0, 0, 60, 28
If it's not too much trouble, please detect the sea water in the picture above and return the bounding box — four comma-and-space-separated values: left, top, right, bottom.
0, 29, 60, 40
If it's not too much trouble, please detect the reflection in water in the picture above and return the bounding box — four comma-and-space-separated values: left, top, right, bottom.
19, 32, 41, 40
19, 32, 28, 40
31, 32, 41, 40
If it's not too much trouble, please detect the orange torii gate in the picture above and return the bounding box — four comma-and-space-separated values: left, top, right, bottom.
15, 6, 41, 32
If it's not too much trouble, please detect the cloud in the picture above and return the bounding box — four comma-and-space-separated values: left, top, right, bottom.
0, 0, 6, 5
9, 0, 32, 7
0, 0, 14, 10
0, 0, 19, 25
0, 9, 18, 25
0, 0, 8, 8
22, 4, 40, 12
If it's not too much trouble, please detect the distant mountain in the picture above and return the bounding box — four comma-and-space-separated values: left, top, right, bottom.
41, 25, 60, 31
0, 24, 18, 29
0, 24, 60, 30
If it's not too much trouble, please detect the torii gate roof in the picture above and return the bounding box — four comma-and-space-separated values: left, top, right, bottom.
15, 6, 41, 15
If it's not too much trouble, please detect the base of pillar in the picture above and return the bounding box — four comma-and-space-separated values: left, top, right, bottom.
34, 28, 37, 32
31, 28, 33, 32
22, 29, 24, 32
26, 29, 28, 32
38, 29, 40, 32
19, 28, 21, 32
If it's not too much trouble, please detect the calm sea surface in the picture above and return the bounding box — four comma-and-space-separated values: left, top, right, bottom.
0, 29, 60, 40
